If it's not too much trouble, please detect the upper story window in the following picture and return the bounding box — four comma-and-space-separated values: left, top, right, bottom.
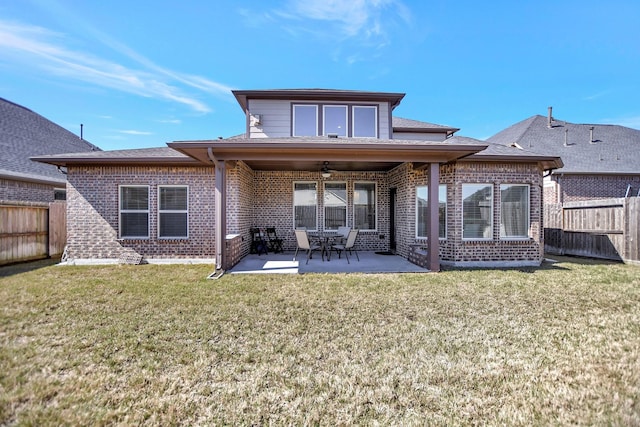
353, 106, 378, 138
293, 105, 318, 136
292, 103, 378, 138
323, 105, 347, 137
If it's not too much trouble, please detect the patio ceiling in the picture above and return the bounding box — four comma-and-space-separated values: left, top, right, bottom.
168, 138, 488, 172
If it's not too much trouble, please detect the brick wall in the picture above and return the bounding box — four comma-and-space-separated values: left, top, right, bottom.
0, 178, 58, 203
66, 165, 215, 261
550, 174, 640, 203
251, 169, 390, 252
387, 162, 544, 265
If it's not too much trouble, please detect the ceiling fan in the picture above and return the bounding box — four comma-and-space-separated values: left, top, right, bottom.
321, 161, 337, 178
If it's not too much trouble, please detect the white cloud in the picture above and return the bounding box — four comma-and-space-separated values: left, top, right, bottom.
0, 19, 231, 113
281, 0, 412, 40
118, 130, 153, 135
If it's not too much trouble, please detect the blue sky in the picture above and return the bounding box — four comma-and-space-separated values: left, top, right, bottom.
1, 0, 639, 150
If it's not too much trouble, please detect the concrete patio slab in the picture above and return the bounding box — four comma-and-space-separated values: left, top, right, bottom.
228, 251, 429, 274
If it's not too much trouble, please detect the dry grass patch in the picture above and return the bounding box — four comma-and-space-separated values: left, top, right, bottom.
1, 257, 639, 425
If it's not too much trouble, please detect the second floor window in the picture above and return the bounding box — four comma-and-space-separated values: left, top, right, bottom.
292, 104, 378, 138
293, 105, 318, 136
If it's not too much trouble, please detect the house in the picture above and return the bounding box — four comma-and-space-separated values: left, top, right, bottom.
487, 107, 640, 204
0, 97, 99, 203
33, 89, 562, 271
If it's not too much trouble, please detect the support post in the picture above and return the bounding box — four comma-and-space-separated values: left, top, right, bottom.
427, 162, 440, 272
214, 159, 227, 271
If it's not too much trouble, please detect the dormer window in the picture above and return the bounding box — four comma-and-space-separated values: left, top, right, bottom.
292, 103, 378, 138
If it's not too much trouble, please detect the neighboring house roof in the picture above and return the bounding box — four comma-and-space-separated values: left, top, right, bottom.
392, 117, 459, 135
487, 115, 640, 174
233, 88, 406, 111
0, 97, 100, 185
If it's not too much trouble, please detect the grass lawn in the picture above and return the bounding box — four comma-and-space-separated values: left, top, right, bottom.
1, 257, 639, 425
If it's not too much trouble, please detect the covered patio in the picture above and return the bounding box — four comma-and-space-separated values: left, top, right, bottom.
170, 138, 487, 274
227, 251, 429, 274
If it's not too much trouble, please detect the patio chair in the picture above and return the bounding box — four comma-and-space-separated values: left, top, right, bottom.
335, 226, 351, 244
250, 227, 268, 255
330, 229, 359, 263
293, 229, 322, 264
266, 227, 284, 253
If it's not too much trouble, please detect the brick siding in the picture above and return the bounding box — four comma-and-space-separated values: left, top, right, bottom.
547, 174, 640, 203
65, 160, 546, 267
65, 165, 215, 261
0, 178, 58, 203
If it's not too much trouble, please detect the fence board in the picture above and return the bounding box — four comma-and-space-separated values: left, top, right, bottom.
544, 198, 640, 263
0, 202, 67, 265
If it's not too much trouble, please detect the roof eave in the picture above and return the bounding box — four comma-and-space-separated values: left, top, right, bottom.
30, 156, 202, 167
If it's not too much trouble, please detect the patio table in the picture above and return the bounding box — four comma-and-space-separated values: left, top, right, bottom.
308, 231, 338, 261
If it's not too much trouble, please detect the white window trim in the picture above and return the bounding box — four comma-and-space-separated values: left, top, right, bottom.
293, 181, 318, 231
352, 105, 378, 138
415, 184, 447, 240
158, 185, 189, 239
499, 184, 531, 240
322, 105, 348, 137
292, 104, 318, 137
323, 181, 348, 230
462, 183, 494, 241
119, 185, 150, 240
354, 181, 377, 232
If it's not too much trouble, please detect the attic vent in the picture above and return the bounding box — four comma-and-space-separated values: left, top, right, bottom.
510, 142, 523, 150
589, 126, 595, 144
547, 107, 553, 128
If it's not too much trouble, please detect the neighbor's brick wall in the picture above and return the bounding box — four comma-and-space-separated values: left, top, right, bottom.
252, 170, 390, 252
65, 165, 215, 260
551, 174, 640, 203
0, 178, 58, 203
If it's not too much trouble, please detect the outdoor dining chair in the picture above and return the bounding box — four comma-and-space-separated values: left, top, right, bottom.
293, 229, 322, 264
250, 227, 268, 255
266, 227, 284, 253
330, 229, 359, 263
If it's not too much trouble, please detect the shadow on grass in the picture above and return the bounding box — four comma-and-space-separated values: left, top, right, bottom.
440, 254, 623, 274
0, 258, 61, 278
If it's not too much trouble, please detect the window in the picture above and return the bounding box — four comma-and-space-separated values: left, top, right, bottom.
293, 105, 318, 136
354, 182, 376, 230
324, 182, 347, 229
119, 186, 149, 239
294, 182, 317, 230
416, 185, 447, 239
462, 184, 493, 239
323, 105, 347, 136
54, 188, 66, 201
353, 106, 377, 138
158, 186, 188, 239
500, 184, 529, 238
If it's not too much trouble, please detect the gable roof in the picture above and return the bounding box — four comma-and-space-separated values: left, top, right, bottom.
487, 115, 640, 174
1, 97, 100, 185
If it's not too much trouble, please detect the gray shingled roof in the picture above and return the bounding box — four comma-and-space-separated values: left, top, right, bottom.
392, 116, 458, 131
487, 115, 640, 174
31, 147, 197, 167
0, 97, 100, 184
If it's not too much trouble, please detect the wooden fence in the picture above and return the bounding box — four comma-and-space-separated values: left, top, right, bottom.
544, 198, 640, 263
0, 201, 66, 265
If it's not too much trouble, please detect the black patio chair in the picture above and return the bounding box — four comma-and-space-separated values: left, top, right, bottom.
250, 227, 268, 255
266, 227, 284, 253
